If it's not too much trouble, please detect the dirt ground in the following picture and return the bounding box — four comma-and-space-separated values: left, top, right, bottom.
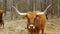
0, 18, 60, 34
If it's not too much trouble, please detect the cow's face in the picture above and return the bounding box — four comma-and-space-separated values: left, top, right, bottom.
25, 12, 37, 29
22, 11, 41, 29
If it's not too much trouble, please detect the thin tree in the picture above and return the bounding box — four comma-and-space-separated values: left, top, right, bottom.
3, 0, 7, 16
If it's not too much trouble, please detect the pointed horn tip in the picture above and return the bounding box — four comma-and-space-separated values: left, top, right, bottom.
48, 4, 52, 7
37, 4, 52, 15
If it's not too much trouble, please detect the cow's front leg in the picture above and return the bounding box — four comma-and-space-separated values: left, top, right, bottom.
28, 31, 31, 34
41, 24, 45, 34
42, 28, 44, 34
36, 30, 40, 34
28, 30, 32, 34
37, 31, 40, 34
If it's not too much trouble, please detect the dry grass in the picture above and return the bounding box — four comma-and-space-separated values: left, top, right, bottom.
0, 18, 60, 34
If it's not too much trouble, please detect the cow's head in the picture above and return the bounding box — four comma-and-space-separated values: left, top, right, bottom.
12, 4, 52, 29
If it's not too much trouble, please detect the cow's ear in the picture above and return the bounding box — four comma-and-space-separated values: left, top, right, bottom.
22, 15, 27, 19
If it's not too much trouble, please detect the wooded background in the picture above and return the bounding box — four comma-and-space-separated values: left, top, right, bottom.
0, 0, 60, 20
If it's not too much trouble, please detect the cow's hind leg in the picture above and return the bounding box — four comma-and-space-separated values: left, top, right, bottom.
1, 22, 4, 28
2, 22, 4, 28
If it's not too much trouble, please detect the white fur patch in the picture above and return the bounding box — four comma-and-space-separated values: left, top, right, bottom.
28, 24, 35, 29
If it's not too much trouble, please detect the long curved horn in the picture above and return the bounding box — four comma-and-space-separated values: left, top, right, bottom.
12, 6, 27, 15
37, 4, 52, 15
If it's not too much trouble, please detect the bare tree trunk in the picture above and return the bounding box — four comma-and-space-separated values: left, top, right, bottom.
10, 0, 14, 20
57, 0, 59, 17
3, 0, 7, 16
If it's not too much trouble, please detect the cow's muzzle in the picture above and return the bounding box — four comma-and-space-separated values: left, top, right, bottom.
28, 24, 35, 29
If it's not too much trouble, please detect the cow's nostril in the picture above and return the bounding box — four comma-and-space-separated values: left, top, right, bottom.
30, 26, 33, 28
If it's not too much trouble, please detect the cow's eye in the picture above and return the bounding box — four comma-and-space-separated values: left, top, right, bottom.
34, 16, 37, 21
36, 15, 39, 17
26, 17, 30, 22
27, 17, 29, 20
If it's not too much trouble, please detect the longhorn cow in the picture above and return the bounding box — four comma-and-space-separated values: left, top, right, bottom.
12, 4, 52, 34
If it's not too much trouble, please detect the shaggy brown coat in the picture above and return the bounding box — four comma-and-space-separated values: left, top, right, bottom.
23, 11, 46, 34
